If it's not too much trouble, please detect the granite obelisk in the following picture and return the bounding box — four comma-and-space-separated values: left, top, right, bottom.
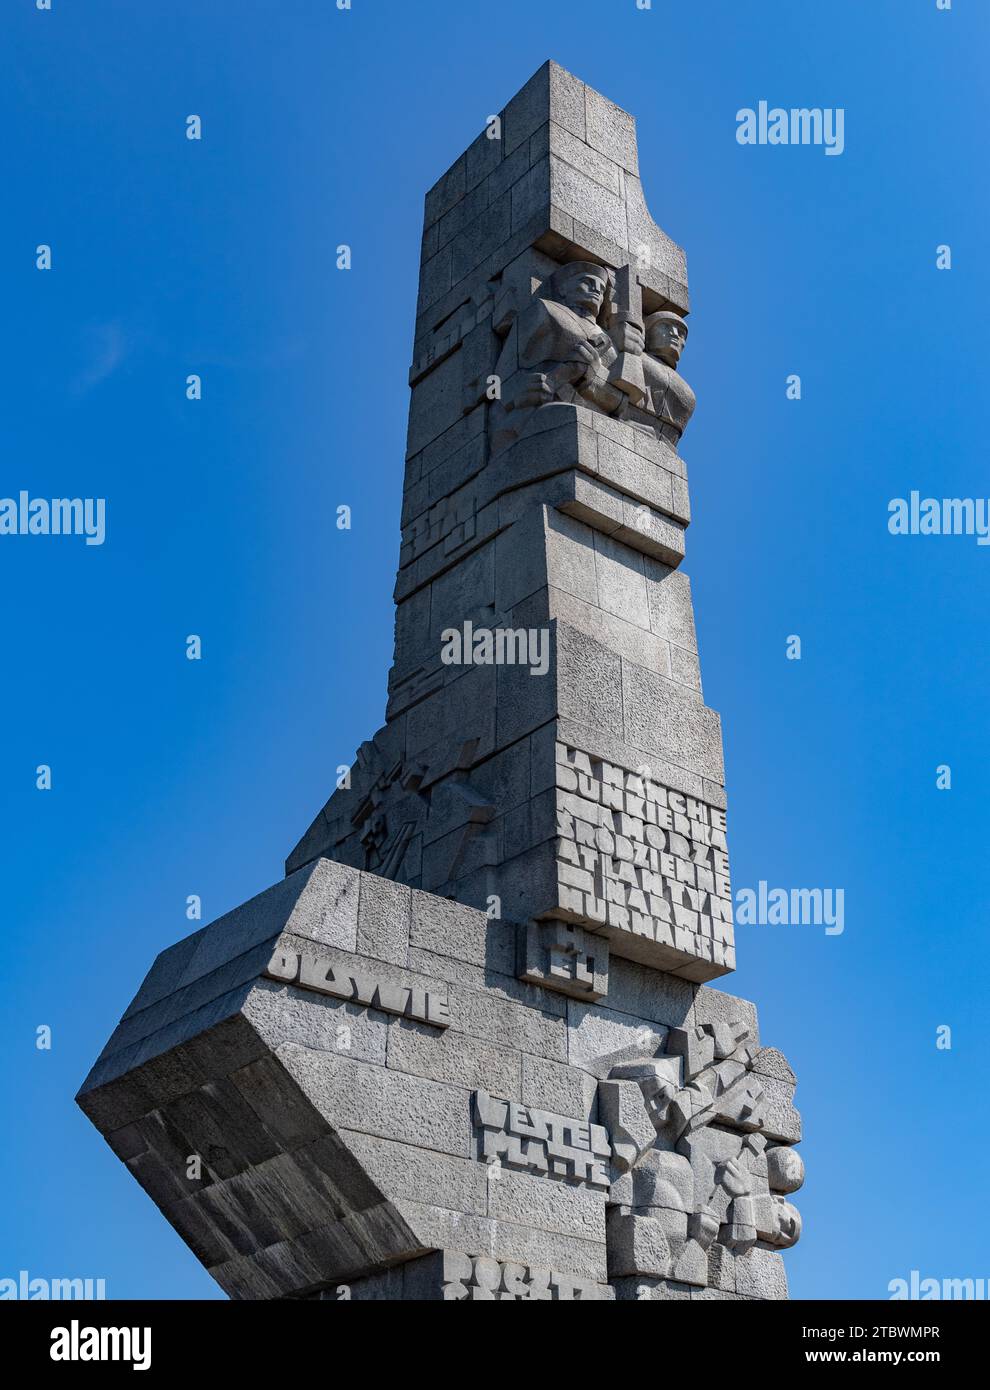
78, 63, 803, 1301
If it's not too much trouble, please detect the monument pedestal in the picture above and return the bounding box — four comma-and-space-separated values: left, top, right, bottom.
78, 858, 799, 1300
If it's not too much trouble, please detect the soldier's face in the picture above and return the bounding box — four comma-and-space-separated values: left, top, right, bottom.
775, 1200, 802, 1246
565, 273, 606, 315
649, 321, 686, 366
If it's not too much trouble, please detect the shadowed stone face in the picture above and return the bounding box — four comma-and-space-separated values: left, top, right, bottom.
646, 310, 689, 368
553, 263, 609, 320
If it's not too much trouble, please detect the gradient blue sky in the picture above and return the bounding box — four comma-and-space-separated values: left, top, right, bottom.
2, 0, 987, 1300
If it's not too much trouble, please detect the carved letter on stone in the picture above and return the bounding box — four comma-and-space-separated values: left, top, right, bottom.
264, 947, 451, 1028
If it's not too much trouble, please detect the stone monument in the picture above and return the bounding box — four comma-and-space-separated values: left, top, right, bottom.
77, 62, 803, 1301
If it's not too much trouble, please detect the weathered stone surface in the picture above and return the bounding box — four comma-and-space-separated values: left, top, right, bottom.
356, 875, 411, 966
244, 981, 388, 1065
734, 1246, 789, 1301
521, 1052, 597, 1118
387, 1017, 522, 1098
487, 1169, 606, 1243
566, 1000, 667, 1077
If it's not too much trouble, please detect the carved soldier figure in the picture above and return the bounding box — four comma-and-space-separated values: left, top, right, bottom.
491, 260, 629, 451
620, 309, 696, 447
600, 1022, 803, 1290
492, 262, 697, 455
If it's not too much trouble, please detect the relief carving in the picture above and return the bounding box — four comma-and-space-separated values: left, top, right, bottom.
600, 1021, 803, 1290
491, 259, 695, 454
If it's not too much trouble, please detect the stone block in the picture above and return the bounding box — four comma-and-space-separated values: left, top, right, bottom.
494, 507, 550, 611
356, 874, 411, 966
503, 61, 585, 158
409, 889, 515, 975
734, 1246, 789, 1300
464, 127, 502, 192
694, 986, 760, 1049
405, 947, 489, 991
707, 1241, 737, 1293
545, 586, 670, 678
593, 531, 651, 630
487, 1219, 607, 1284
243, 981, 387, 1065
550, 157, 628, 249
338, 1132, 488, 1218
604, 957, 694, 1029
605, 1210, 670, 1279
278, 1044, 473, 1158
545, 507, 601, 604
450, 190, 511, 284
449, 982, 567, 1063
567, 1001, 667, 1077
594, 433, 678, 518
556, 623, 624, 732
621, 659, 725, 783
670, 643, 702, 693
488, 1169, 606, 1243
387, 1017, 522, 1098
584, 86, 639, 174
754, 1074, 802, 1144
487, 139, 531, 206
120, 929, 207, 1022
542, 119, 622, 194
518, 919, 609, 1003
753, 1046, 797, 1084
510, 156, 551, 234
495, 644, 558, 747
424, 155, 466, 227
521, 1052, 597, 1118
416, 243, 453, 316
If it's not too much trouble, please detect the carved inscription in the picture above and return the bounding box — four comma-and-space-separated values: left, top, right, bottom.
473, 1090, 611, 1191
399, 494, 477, 568
442, 1251, 609, 1301
518, 919, 609, 1001
553, 743, 735, 972
264, 947, 451, 1028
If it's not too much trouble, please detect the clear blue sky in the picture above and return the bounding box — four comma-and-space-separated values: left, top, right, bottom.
2, 0, 986, 1300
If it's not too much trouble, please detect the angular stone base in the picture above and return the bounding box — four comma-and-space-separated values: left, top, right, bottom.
77, 858, 800, 1300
